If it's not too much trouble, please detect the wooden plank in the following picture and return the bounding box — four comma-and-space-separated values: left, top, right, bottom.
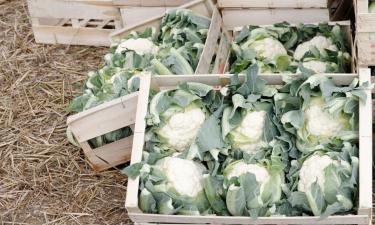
212, 32, 231, 74
357, 13, 375, 33
357, 40, 375, 66
113, 0, 191, 6
358, 68, 372, 212
128, 213, 369, 224
120, 7, 168, 27
222, 8, 330, 29
27, 0, 120, 19
32, 24, 113, 46
67, 92, 138, 142
195, 7, 221, 74
125, 74, 152, 214
356, 0, 368, 13
90, 135, 133, 171
217, 0, 328, 8
66, 0, 114, 6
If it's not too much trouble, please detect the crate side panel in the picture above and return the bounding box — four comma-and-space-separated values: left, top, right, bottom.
27, 0, 120, 19
120, 7, 168, 27
67, 93, 138, 143
217, 0, 328, 8
32, 25, 112, 46
222, 8, 330, 30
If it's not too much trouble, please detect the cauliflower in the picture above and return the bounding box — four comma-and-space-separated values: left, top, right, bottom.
230, 110, 267, 153
249, 37, 287, 61
294, 36, 338, 61
157, 157, 205, 197
158, 106, 206, 151
224, 160, 283, 216
297, 61, 328, 74
304, 97, 347, 137
298, 154, 338, 193
225, 160, 270, 184
115, 38, 159, 55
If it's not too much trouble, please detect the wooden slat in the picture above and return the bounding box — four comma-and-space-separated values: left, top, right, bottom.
222, 8, 330, 29
128, 213, 369, 224
357, 40, 375, 66
217, 0, 328, 8
90, 135, 133, 171
32, 23, 113, 46
67, 0, 114, 6
358, 68, 372, 213
27, 0, 120, 19
113, 0, 190, 6
125, 74, 151, 214
357, 13, 375, 33
120, 7, 169, 27
67, 92, 138, 142
212, 32, 231, 74
195, 7, 221, 74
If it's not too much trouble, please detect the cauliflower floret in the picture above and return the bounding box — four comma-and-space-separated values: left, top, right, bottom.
232, 110, 267, 153
158, 107, 206, 151
226, 161, 270, 184
294, 36, 338, 61
298, 154, 338, 193
115, 38, 159, 55
304, 97, 346, 137
297, 61, 328, 74
161, 157, 205, 197
250, 37, 287, 61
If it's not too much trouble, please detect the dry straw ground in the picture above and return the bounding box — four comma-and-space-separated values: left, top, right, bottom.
0, 0, 131, 224
0, 0, 374, 225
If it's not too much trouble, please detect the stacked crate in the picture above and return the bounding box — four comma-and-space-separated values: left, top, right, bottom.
27, 0, 193, 46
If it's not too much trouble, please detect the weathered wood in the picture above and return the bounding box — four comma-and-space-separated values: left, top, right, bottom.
217, 0, 328, 8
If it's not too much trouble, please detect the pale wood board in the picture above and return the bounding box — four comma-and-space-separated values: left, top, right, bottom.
113, 0, 191, 6
67, 92, 138, 143
221, 8, 330, 30
27, 0, 121, 19
120, 7, 171, 27
217, 0, 328, 8
358, 68, 372, 214
32, 24, 114, 46
125, 73, 372, 224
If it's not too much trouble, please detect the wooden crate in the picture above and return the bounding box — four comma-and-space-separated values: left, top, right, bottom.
27, 0, 123, 46
111, 0, 232, 74
221, 21, 356, 75
217, 0, 329, 8
66, 92, 138, 171
125, 70, 372, 224
356, 0, 375, 66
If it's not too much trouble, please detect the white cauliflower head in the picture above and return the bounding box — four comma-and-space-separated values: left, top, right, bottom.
158, 106, 206, 151
298, 154, 338, 193
230, 110, 267, 153
297, 61, 328, 74
304, 97, 348, 137
250, 37, 287, 61
115, 38, 159, 55
157, 157, 206, 197
294, 36, 338, 61
225, 160, 270, 184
